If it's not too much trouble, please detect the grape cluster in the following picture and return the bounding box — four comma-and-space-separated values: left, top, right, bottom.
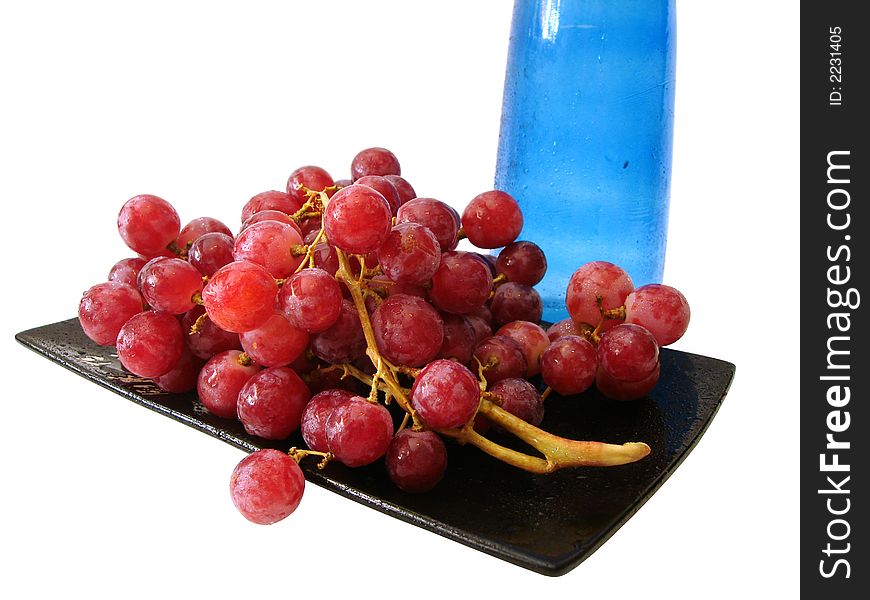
77, 146, 689, 526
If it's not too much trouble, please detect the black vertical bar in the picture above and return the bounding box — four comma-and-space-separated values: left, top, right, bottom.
801, 2, 867, 597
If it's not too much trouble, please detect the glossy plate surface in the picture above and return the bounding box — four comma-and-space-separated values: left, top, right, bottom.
16, 318, 734, 576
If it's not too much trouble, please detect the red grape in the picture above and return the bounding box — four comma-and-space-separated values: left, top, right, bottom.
473, 336, 527, 383
466, 314, 493, 346
495, 320, 549, 376
117, 194, 181, 257
351, 147, 401, 180
311, 242, 340, 276
325, 398, 394, 467
322, 184, 392, 254
396, 198, 459, 252
429, 251, 493, 315
116, 310, 184, 378
624, 284, 691, 346
153, 346, 203, 393
182, 305, 242, 360
241, 190, 302, 223
371, 294, 444, 367
566, 261, 634, 330
277, 267, 343, 333
540, 335, 598, 395
490, 282, 543, 326
384, 174, 416, 205
301, 389, 356, 452
230, 449, 305, 525
188, 232, 235, 276
410, 360, 480, 429
233, 220, 304, 278
597, 323, 659, 383
355, 175, 401, 215
286, 165, 335, 206
461, 190, 523, 249
385, 429, 448, 493
240, 210, 302, 236
108, 257, 147, 289
197, 350, 261, 419
237, 367, 310, 440
437, 314, 476, 364
309, 299, 366, 364
546, 318, 585, 342
495, 241, 547, 286
239, 312, 309, 368
78, 282, 144, 346
489, 378, 544, 427
202, 261, 278, 333
596, 362, 661, 401
176, 217, 232, 250
368, 275, 429, 301
377, 222, 441, 285
138, 257, 203, 315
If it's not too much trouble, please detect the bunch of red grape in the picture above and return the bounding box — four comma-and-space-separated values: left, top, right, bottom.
77, 146, 690, 526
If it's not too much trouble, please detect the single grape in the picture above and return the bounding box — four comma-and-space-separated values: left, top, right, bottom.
355, 175, 401, 215
540, 335, 598, 395
201, 260, 278, 333
237, 367, 311, 440
108, 257, 147, 289
138, 257, 204, 315
384, 174, 416, 205
233, 220, 304, 278
306, 367, 366, 396
277, 268, 343, 333
240, 210, 303, 237
371, 294, 444, 367
182, 305, 242, 359
597, 323, 660, 383
466, 314, 493, 346
241, 190, 302, 223
153, 346, 203, 394
300, 216, 323, 238
334, 178, 353, 188
437, 314, 476, 364
495, 241, 547, 286
546, 318, 587, 342
286, 165, 335, 206
322, 184, 392, 254
78, 282, 144, 346
197, 350, 261, 419
325, 398, 394, 467
490, 282, 543, 326
385, 430, 448, 493
461, 190, 523, 249
566, 261, 634, 331
230, 449, 305, 525
429, 251, 493, 315
309, 299, 366, 364
396, 198, 459, 252
473, 336, 527, 383
188, 232, 235, 276
495, 320, 549, 376
301, 389, 357, 452
351, 147, 401, 180
377, 222, 441, 285
176, 217, 232, 250
117, 194, 181, 257
116, 310, 185, 378
489, 378, 544, 427
624, 284, 691, 346
239, 312, 309, 368
410, 360, 480, 429
311, 242, 340, 276
596, 362, 661, 401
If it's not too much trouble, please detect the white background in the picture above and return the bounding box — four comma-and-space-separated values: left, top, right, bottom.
0, 1, 799, 598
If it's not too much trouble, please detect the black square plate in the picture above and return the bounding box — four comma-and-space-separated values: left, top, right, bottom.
16, 318, 734, 576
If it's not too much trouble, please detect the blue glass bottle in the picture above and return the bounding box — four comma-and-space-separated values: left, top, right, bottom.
495, 0, 676, 322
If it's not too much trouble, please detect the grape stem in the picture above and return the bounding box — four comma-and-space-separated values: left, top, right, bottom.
439, 401, 651, 472
288, 447, 334, 470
